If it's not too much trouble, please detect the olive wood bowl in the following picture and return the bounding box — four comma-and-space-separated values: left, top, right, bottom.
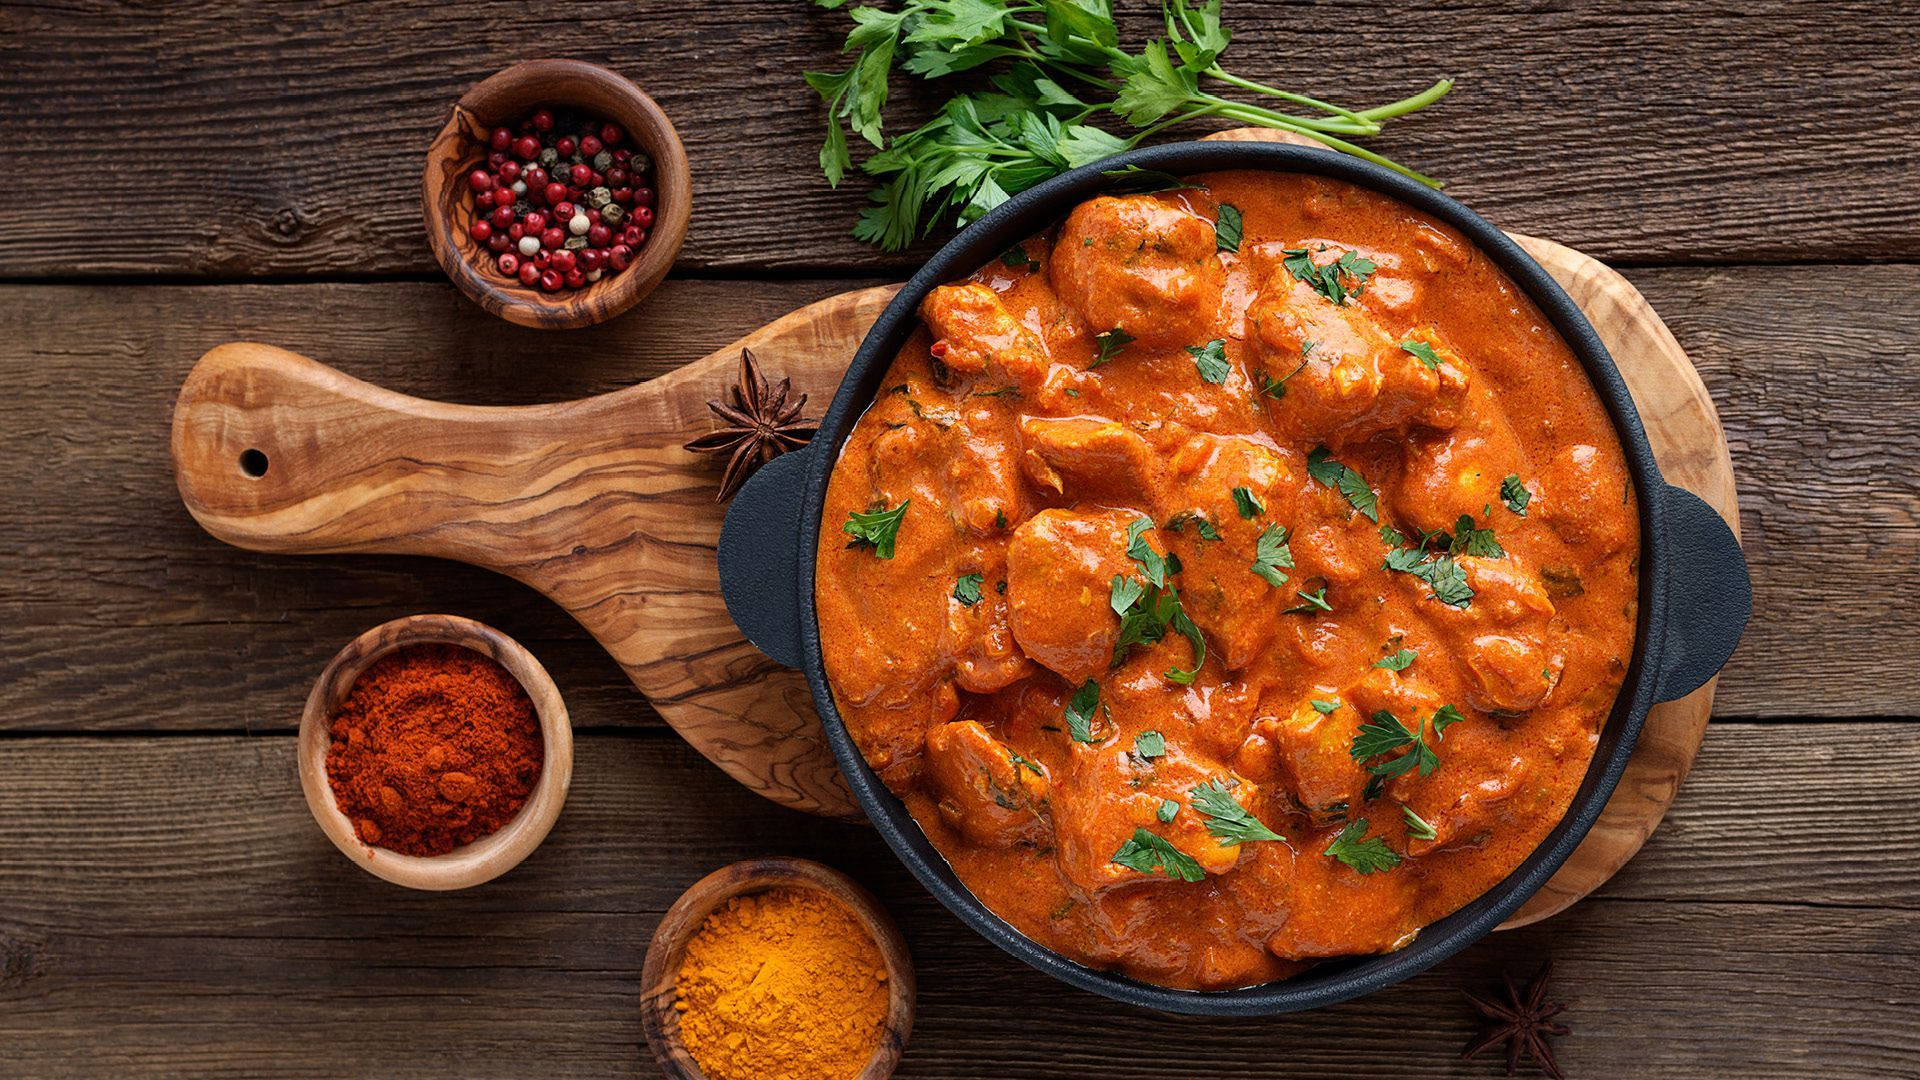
640, 858, 915, 1080
297, 613, 574, 890
421, 58, 691, 329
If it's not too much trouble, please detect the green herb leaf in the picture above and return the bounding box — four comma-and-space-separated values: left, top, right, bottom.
1251, 523, 1293, 587
1431, 704, 1467, 736
1064, 679, 1100, 743
1374, 647, 1417, 671
1501, 473, 1532, 516
1157, 797, 1180, 823
1284, 585, 1332, 614
1310, 698, 1342, 715
1214, 203, 1243, 252
972, 384, 1020, 398
1379, 524, 1406, 547
1134, 730, 1167, 759
1283, 246, 1378, 306
1125, 517, 1171, 587
1109, 573, 1144, 617
1000, 244, 1038, 269
1402, 803, 1438, 842
1450, 514, 1504, 558
1324, 818, 1401, 874
1305, 447, 1379, 522
1164, 605, 1207, 684
1008, 748, 1046, 781
1187, 338, 1231, 384
1232, 487, 1264, 519
842, 500, 910, 558
953, 572, 985, 606
1384, 545, 1475, 607
1189, 778, 1285, 845
1100, 165, 1207, 195
1091, 326, 1135, 368
1399, 339, 1443, 370
1112, 827, 1206, 882
1351, 708, 1449, 778
1167, 511, 1222, 541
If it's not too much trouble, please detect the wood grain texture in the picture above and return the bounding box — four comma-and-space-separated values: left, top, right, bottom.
4, 265, 1915, 740
171, 288, 901, 819
0, 1, 1916, 278
0, 725, 1913, 1078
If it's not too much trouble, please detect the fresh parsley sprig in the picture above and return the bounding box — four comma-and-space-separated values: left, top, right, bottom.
843, 500, 910, 557
1112, 826, 1206, 881
807, 0, 1452, 250
1324, 818, 1400, 874
1350, 705, 1466, 779
1110, 517, 1208, 683
1189, 778, 1284, 845
1305, 447, 1379, 522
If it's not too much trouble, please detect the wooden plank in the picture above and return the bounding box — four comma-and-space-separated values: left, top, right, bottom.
1, 267, 1915, 732
0, 724, 1913, 1077
0, 1, 1916, 277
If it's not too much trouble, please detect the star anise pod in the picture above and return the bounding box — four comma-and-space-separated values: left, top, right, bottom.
683, 348, 818, 501
1462, 961, 1571, 1079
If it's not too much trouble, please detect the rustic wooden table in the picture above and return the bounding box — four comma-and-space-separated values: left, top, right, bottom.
2, 2, 1916, 1076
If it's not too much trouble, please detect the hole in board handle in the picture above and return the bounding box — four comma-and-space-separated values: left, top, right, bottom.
239, 449, 270, 478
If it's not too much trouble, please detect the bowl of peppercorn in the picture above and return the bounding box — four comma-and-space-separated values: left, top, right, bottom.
297, 613, 575, 890
423, 59, 690, 329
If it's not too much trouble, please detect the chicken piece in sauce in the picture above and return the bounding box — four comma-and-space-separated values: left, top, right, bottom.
924, 719, 1050, 848
1246, 258, 1469, 446
1049, 194, 1224, 348
1005, 508, 1148, 685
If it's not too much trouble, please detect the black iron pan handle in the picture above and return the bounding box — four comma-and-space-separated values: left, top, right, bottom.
1653, 483, 1751, 703
718, 448, 812, 668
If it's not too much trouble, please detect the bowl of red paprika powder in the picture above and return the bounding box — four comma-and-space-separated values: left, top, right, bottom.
298, 614, 574, 890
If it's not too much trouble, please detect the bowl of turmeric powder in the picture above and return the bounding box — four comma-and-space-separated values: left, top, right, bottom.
640, 857, 914, 1080
297, 613, 574, 891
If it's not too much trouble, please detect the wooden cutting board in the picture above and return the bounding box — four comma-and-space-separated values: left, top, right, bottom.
169, 133, 1736, 929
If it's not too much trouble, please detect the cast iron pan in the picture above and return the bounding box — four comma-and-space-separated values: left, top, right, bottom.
717, 141, 1751, 1014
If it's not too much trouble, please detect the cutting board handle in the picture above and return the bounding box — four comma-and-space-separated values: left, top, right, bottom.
718, 447, 813, 669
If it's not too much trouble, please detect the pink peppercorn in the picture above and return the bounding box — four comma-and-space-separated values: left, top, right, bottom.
539, 269, 563, 291
556, 135, 576, 156
565, 269, 587, 288
498, 252, 519, 275
469, 220, 492, 242
518, 262, 541, 287
531, 109, 555, 132
540, 227, 565, 249
587, 222, 612, 247
523, 211, 546, 233
633, 206, 654, 229
608, 244, 631, 271
513, 135, 540, 160
498, 160, 521, 183
488, 233, 510, 253
468, 169, 493, 193
601, 124, 623, 146
580, 135, 603, 157
543, 181, 568, 205
490, 127, 513, 152
633, 187, 655, 208
549, 249, 577, 273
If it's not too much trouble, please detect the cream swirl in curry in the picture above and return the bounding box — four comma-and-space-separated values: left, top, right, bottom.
815, 170, 1638, 990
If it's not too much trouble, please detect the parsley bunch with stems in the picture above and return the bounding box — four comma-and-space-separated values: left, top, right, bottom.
807, 0, 1452, 250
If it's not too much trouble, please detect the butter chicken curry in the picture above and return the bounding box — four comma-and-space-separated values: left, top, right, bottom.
815, 170, 1639, 991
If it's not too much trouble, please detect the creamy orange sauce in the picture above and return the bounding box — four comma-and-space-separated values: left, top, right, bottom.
815, 171, 1639, 990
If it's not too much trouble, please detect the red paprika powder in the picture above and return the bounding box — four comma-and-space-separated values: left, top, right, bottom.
325, 644, 543, 856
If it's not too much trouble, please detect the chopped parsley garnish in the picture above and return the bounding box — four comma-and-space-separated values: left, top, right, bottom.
972, 384, 1019, 398
1112, 827, 1205, 882
1384, 545, 1475, 607
1008, 749, 1046, 781
1374, 647, 1417, 671
1285, 584, 1331, 614
842, 500, 909, 558
1255, 340, 1315, 399
1190, 779, 1285, 845
1167, 511, 1222, 541
1283, 246, 1377, 306
1310, 698, 1342, 715
1402, 803, 1438, 842
1214, 203, 1243, 252
1502, 473, 1532, 516
953, 573, 985, 606
1232, 487, 1264, 518
1324, 818, 1401, 874
1187, 338, 1231, 384
1399, 339, 1443, 370
994, 508, 1009, 530
1091, 327, 1135, 369
1305, 447, 1379, 522
1450, 514, 1505, 558
1251, 523, 1293, 587
1379, 524, 1406, 546
1000, 245, 1038, 270
1064, 679, 1101, 743
1157, 798, 1181, 823
1110, 519, 1207, 684
1133, 730, 1167, 759
1351, 705, 1466, 779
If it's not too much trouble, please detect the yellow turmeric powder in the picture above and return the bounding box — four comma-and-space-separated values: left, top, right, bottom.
675, 887, 890, 1080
